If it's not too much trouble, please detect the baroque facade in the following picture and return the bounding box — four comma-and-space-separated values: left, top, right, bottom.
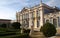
16, 2, 60, 30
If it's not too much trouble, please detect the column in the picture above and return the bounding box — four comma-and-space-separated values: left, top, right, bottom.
34, 10, 37, 29
39, 5, 44, 29
29, 13, 32, 29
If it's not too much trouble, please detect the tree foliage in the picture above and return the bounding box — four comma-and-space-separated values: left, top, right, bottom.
40, 22, 57, 37
12, 22, 21, 29
1, 23, 6, 28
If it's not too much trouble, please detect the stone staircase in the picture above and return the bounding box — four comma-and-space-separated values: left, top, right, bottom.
30, 31, 45, 38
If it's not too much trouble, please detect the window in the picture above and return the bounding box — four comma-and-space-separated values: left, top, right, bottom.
44, 9, 50, 14
58, 17, 60, 27
32, 12, 34, 18
37, 10, 40, 17
37, 18, 40, 27
50, 17, 53, 24
27, 13, 29, 18
30, 11, 34, 18
32, 19, 34, 26
22, 14, 24, 20
24, 14, 26, 19
46, 19, 49, 22
30, 13, 32, 19
53, 19, 57, 28
20, 15, 22, 20
44, 18, 45, 24
24, 14, 25, 19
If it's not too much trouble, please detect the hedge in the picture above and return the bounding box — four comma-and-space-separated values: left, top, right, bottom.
0, 33, 29, 38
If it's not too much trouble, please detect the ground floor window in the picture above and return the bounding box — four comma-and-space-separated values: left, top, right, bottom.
53, 19, 57, 28
46, 19, 49, 23
58, 17, 60, 27
37, 20, 40, 27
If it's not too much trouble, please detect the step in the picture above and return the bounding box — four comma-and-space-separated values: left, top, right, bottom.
30, 35, 45, 38
32, 31, 43, 35
30, 31, 45, 38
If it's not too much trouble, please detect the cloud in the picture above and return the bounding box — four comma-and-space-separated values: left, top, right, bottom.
0, 0, 41, 20
0, 0, 17, 20
0, 0, 60, 20
45, 0, 60, 7
0, 7, 15, 20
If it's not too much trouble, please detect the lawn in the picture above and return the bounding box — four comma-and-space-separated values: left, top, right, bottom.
0, 27, 29, 38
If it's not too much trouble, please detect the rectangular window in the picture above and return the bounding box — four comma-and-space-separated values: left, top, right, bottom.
37, 10, 40, 17
53, 19, 57, 28
50, 18, 53, 24
37, 18, 40, 27
58, 17, 60, 27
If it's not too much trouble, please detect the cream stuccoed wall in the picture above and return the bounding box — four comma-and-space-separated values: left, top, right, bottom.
44, 11, 60, 28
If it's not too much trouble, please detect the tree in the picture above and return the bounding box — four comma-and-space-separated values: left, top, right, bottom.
40, 22, 57, 37
11, 22, 21, 29
1, 23, 6, 28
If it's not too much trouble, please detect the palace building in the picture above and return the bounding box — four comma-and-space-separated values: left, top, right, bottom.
16, 1, 60, 30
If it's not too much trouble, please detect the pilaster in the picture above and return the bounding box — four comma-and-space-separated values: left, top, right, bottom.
29, 11, 32, 29
40, 4, 44, 29
34, 10, 37, 29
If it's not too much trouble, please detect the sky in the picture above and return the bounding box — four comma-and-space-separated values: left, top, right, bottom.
0, 0, 60, 20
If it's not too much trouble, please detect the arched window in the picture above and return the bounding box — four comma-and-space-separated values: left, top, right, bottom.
53, 19, 57, 28
50, 17, 53, 24
58, 17, 60, 27
46, 19, 49, 22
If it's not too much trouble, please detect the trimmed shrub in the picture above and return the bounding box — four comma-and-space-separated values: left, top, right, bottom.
23, 29, 30, 34
40, 22, 57, 37
11, 22, 21, 29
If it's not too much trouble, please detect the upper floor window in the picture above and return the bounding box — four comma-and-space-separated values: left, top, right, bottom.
25, 13, 29, 19
31, 12, 34, 19
26, 13, 29, 18
22, 15, 23, 20
32, 12, 34, 18
36, 10, 40, 17
20, 15, 22, 20
30, 13, 32, 19
24, 14, 26, 19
